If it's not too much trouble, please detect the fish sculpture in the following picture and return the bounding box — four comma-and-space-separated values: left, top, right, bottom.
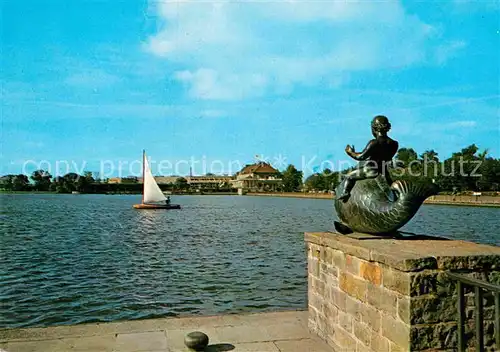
333, 115, 439, 235
334, 175, 439, 234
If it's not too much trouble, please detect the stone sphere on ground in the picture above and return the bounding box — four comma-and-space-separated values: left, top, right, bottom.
184, 331, 209, 351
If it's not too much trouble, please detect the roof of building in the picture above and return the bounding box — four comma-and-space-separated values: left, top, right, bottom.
239, 162, 279, 175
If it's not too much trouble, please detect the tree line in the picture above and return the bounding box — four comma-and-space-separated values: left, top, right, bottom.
304, 144, 500, 193
1, 144, 499, 194
0, 172, 220, 193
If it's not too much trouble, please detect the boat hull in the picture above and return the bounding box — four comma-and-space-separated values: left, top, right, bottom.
133, 203, 181, 209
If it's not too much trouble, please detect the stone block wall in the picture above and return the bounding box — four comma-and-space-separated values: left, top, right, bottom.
305, 232, 500, 352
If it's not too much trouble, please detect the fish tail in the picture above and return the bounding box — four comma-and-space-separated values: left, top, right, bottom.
391, 180, 439, 200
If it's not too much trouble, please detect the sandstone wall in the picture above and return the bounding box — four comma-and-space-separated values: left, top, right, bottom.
306, 232, 500, 352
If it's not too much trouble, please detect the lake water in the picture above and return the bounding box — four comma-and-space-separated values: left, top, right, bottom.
0, 194, 498, 328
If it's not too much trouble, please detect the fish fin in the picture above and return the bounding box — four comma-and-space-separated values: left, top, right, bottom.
334, 221, 353, 234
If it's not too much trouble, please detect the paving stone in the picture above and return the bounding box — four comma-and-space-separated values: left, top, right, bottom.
115, 331, 167, 352
168, 342, 281, 352
63, 335, 115, 351
274, 338, 333, 352
1, 339, 68, 352
219, 342, 279, 352
264, 322, 311, 341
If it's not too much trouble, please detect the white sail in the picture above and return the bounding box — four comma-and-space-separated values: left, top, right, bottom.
143, 152, 166, 204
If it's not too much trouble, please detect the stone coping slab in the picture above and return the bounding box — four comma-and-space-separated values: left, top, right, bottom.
305, 232, 500, 272
0, 310, 334, 352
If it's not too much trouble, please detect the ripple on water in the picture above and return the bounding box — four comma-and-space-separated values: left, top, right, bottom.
0, 194, 498, 328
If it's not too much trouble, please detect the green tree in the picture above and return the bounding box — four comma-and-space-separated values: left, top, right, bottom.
305, 173, 325, 191
419, 150, 439, 181
281, 164, 303, 192
30, 170, 52, 191
53, 173, 80, 193
1, 175, 15, 190
396, 148, 418, 167
434, 144, 491, 191
476, 157, 500, 191
174, 177, 189, 190
420, 150, 439, 163
326, 171, 342, 191
12, 174, 29, 191
83, 171, 95, 182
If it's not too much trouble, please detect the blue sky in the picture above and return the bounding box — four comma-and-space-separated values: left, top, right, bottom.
2, 0, 499, 177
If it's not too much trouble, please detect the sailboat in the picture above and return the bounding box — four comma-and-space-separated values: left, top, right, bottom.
133, 150, 181, 209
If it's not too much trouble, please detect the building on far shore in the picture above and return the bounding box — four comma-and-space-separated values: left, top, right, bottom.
231, 161, 282, 195
154, 176, 182, 185
105, 175, 234, 190
105, 161, 282, 194
186, 176, 233, 190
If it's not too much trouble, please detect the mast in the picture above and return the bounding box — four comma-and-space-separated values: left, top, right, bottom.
142, 149, 145, 204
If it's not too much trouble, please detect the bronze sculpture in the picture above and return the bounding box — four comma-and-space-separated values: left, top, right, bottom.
334, 116, 438, 234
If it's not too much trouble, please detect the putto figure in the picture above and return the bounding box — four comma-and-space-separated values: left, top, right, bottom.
333, 115, 438, 235
338, 115, 399, 200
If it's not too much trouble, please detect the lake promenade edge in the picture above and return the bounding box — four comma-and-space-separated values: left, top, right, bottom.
0, 310, 333, 352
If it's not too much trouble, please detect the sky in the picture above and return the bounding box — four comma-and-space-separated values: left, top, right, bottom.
2, 0, 499, 178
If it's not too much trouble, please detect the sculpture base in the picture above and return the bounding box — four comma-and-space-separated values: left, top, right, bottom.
305, 231, 500, 351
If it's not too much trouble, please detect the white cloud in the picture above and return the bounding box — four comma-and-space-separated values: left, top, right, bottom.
145, 0, 463, 100
175, 69, 268, 100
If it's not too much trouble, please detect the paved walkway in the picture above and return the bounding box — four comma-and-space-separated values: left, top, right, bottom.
0, 310, 333, 352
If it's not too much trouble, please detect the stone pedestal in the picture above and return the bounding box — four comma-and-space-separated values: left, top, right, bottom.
305, 232, 500, 352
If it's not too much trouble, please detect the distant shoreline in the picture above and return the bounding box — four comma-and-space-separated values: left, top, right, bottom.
2, 190, 499, 207
244, 192, 500, 207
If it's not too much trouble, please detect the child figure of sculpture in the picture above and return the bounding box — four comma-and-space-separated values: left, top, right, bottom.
334, 116, 438, 235
337, 116, 398, 200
